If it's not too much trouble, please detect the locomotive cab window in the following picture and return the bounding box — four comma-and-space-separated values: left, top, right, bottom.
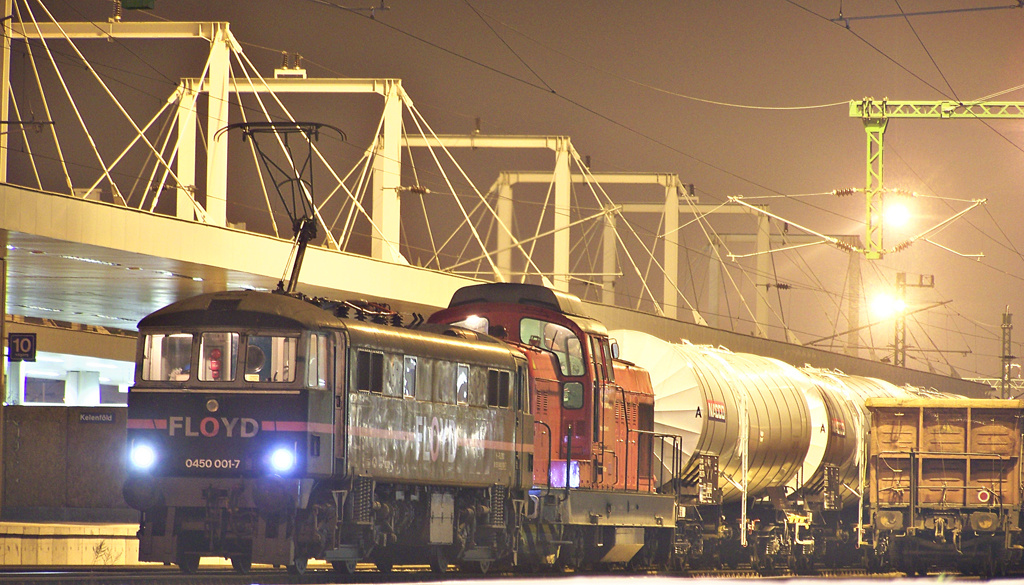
199, 333, 239, 382
142, 333, 193, 381
520, 318, 585, 377
245, 335, 298, 383
306, 333, 328, 388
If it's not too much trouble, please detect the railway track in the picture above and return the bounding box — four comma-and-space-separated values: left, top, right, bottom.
0, 564, 918, 585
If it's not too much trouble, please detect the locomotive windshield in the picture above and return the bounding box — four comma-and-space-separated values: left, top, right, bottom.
141, 331, 300, 384
520, 318, 584, 377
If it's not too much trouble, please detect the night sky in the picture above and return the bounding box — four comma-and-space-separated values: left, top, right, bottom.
16, 1, 1024, 382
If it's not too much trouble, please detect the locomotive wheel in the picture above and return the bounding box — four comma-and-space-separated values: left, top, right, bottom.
176, 553, 200, 574
558, 527, 587, 570
430, 546, 449, 574
374, 559, 394, 573
287, 556, 308, 575
332, 560, 357, 574
230, 556, 252, 574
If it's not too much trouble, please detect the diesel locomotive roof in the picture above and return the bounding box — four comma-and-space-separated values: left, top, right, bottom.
448, 283, 591, 319
138, 290, 343, 331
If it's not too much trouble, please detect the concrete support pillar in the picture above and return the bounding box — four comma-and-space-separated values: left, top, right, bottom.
663, 185, 679, 320
204, 24, 231, 226
552, 139, 570, 291
176, 82, 197, 220
5, 360, 23, 405
0, 0, 12, 183
845, 251, 861, 357
372, 81, 403, 263
497, 176, 513, 282
65, 371, 100, 406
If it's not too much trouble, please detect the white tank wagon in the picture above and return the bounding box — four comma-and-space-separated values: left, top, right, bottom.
609, 330, 813, 503
795, 369, 912, 507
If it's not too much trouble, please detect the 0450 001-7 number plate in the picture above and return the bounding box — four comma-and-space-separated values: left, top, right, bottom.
184, 458, 241, 469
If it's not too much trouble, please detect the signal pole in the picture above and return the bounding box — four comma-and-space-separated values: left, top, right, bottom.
893, 273, 934, 367
1002, 309, 1014, 399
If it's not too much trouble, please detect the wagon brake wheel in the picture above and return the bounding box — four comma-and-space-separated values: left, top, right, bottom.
287, 556, 308, 575
176, 552, 200, 574
231, 555, 252, 574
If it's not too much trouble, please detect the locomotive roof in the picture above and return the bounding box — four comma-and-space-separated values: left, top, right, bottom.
138, 290, 343, 331
448, 283, 591, 319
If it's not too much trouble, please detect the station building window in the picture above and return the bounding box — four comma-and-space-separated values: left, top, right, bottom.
7, 351, 133, 407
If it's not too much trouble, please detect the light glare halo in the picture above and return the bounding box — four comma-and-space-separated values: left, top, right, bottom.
270, 447, 295, 472
130, 443, 157, 470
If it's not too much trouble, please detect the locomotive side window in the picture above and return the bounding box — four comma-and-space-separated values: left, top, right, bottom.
199, 333, 239, 382
432, 361, 450, 403
385, 354, 404, 397
601, 339, 615, 382
306, 333, 328, 388
520, 318, 585, 377
517, 366, 530, 412
416, 358, 433, 401
356, 350, 384, 393
142, 333, 193, 381
487, 369, 510, 407
456, 363, 470, 404
245, 335, 298, 382
404, 356, 418, 398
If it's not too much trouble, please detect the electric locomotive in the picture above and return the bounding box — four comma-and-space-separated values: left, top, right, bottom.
123, 289, 533, 574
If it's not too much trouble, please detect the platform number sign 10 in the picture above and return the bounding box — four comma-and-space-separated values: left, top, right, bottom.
8, 333, 36, 362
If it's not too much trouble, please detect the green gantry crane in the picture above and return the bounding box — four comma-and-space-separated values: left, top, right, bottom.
849, 98, 1024, 259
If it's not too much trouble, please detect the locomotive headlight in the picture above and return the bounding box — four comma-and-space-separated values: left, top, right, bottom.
129, 442, 157, 471
269, 447, 296, 473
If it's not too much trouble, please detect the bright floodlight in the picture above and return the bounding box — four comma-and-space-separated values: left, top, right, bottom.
130, 443, 157, 471
884, 201, 910, 228
872, 294, 906, 319
270, 447, 295, 473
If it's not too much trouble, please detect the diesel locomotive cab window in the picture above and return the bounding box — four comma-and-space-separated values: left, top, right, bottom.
520, 318, 585, 377
199, 333, 239, 382
244, 335, 297, 383
142, 333, 194, 381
